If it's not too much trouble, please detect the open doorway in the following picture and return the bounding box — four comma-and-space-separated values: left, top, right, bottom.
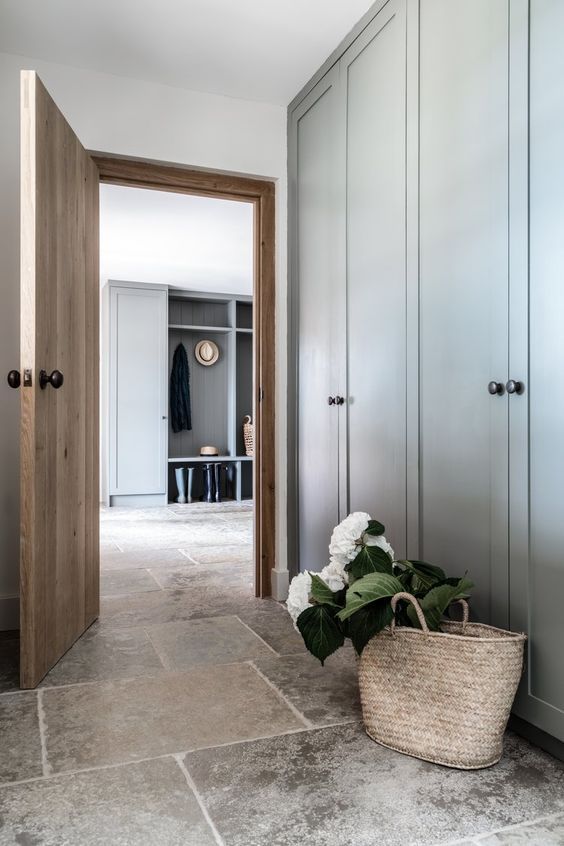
99, 183, 256, 598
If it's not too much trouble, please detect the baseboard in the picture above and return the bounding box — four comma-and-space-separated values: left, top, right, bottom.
271, 567, 289, 601
0, 595, 19, 631
509, 714, 564, 763
109, 494, 168, 507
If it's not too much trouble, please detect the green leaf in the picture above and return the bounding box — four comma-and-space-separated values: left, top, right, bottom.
296, 605, 345, 665
337, 572, 403, 622
365, 519, 386, 536
347, 600, 394, 655
309, 574, 344, 608
345, 544, 393, 579
398, 560, 447, 591
407, 578, 474, 631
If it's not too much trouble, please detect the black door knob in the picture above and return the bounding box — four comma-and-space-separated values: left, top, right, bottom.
488, 381, 504, 396
328, 396, 336, 405
335, 395, 345, 405
39, 369, 64, 390
7, 370, 21, 389
506, 379, 523, 395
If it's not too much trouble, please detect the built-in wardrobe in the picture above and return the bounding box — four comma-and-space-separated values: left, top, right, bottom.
103, 281, 253, 507
288, 0, 564, 749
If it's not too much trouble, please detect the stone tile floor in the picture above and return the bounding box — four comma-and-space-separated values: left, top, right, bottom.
0, 502, 563, 845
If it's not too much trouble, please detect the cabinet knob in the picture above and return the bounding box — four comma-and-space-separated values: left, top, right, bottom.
328, 396, 336, 405
488, 381, 504, 396
39, 369, 64, 390
335, 395, 345, 405
506, 379, 524, 395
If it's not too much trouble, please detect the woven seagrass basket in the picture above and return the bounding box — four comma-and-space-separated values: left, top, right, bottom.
243, 415, 254, 457
358, 591, 526, 770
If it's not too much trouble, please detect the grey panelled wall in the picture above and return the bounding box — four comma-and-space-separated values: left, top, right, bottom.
293, 68, 343, 573
288, 0, 564, 747
418, 0, 510, 626
510, 0, 564, 740
344, 0, 407, 551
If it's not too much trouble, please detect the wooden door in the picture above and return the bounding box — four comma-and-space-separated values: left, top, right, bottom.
289, 67, 346, 573
341, 0, 407, 553
20, 71, 99, 688
418, 0, 510, 625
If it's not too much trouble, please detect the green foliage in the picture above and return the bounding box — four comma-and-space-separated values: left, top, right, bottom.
309, 574, 345, 608
337, 572, 404, 622
394, 559, 446, 592
296, 605, 344, 665
407, 578, 474, 631
365, 519, 386, 536
346, 544, 393, 580
347, 600, 394, 654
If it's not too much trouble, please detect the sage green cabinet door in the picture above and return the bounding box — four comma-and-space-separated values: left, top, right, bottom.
511, 0, 564, 742
290, 69, 345, 572
342, 0, 407, 554
418, 0, 509, 624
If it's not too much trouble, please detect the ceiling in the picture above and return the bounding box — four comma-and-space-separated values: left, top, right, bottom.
0, 0, 374, 104
100, 184, 254, 295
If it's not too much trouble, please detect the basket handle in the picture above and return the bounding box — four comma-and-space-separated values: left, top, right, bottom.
390, 592, 429, 634
243, 414, 252, 424
452, 598, 469, 629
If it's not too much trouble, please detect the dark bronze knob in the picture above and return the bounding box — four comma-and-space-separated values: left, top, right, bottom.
7, 370, 21, 389
39, 369, 64, 390
488, 381, 504, 396
506, 379, 523, 395
335, 395, 345, 405
328, 396, 336, 405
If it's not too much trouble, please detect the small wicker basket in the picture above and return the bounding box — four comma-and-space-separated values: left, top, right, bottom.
358, 592, 526, 770
243, 415, 254, 457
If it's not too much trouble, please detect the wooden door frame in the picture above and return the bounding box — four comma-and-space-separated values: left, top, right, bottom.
91, 154, 275, 597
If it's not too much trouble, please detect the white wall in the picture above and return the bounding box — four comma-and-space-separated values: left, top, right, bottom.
0, 50, 289, 628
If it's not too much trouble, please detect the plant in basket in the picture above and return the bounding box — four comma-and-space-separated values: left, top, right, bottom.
287, 512, 526, 770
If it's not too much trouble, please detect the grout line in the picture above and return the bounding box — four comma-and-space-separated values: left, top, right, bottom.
179, 549, 200, 564
36, 690, 53, 777
173, 754, 225, 846
146, 569, 166, 590
247, 661, 314, 729
471, 811, 564, 842
233, 616, 279, 655
143, 628, 174, 672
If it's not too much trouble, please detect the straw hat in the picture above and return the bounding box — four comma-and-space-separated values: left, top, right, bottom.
195, 339, 219, 366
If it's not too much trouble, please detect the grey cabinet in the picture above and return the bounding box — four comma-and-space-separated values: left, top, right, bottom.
288, 0, 564, 746
289, 0, 408, 573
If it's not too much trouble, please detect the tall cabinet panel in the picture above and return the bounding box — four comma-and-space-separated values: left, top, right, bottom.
418, 0, 509, 624
109, 284, 168, 506
511, 0, 564, 741
343, 0, 407, 551
291, 69, 345, 572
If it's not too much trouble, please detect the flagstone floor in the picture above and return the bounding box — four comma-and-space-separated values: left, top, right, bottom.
0, 503, 563, 845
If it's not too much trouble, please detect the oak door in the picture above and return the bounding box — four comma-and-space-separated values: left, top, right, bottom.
20, 71, 99, 688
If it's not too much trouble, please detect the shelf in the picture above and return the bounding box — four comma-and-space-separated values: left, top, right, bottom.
168, 324, 232, 333
168, 455, 253, 463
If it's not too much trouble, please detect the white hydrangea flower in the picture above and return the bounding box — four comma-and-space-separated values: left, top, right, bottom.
328, 511, 371, 567
365, 533, 395, 563
286, 571, 313, 627
319, 562, 348, 592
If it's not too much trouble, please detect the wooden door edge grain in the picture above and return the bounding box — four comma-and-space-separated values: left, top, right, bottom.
19, 70, 40, 687
93, 155, 276, 597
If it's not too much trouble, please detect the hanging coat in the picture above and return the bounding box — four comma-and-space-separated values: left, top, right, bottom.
170, 342, 192, 433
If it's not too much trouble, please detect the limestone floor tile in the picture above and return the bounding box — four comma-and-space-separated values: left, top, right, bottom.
100, 588, 307, 654
42, 664, 305, 772
101, 547, 189, 572
253, 650, 361, 726
0, 636, 19, 694
477, 813, 564, 844
0, 693, 43, 783
39, 626, 166, 687
149, 562, 252, 591
145, 615, 275, 670
185, 725, 564, 846
0, 757, 217, 846
100, 568, 161, 597
179, 544, 254, 565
